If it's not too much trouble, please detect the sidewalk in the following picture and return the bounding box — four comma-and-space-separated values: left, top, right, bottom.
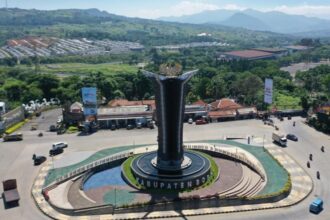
31, 139, 313, 220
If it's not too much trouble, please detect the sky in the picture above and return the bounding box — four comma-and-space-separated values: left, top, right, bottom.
3, 0, 330, 20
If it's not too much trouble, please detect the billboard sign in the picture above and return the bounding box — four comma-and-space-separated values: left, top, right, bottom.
82, 87, 97, 116
82, 87, 97, 105
264, 78, 273, 104
83, 107, 97, 116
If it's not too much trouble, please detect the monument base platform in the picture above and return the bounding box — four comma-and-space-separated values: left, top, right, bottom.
129, 151, 211, 190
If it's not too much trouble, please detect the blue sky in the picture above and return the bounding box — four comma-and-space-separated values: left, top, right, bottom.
4, 0, 330, 19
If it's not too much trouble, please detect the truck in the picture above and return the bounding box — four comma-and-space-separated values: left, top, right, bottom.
3, 133, 23, 142
310, 198, 323, 214
272, 132, 287, 147
2, 179, 20, 206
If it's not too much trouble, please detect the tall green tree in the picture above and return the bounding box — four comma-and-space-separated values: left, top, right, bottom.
35, 74, 60, 99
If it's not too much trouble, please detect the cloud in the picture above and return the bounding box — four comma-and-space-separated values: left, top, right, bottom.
134, 1, 222, 18
137, 1, 246, 19
221, 4, 246, 11
170, 1, 220, 16
135, 1, 221, 19
271, 4, 330, 19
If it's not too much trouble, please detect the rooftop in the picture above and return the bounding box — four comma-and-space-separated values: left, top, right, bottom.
285, 45, 310, 50
108, 99, 155, 109
193, 100, 207, 106
254, 48, 287, 53
210, 98, 242, 110
224, 50, 274, 59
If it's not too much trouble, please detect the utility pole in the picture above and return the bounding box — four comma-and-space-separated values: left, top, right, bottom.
114, 187, 116, 209
5, 0, 8, 9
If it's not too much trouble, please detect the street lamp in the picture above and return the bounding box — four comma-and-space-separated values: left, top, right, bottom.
114, 187, 116, 208
263, 134, 265, 151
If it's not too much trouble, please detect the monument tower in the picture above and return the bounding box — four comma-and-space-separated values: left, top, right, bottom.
143, 70, 196, 172
129, 67, 211, 189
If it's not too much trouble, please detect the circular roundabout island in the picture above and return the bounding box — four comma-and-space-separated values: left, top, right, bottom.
127, 150, 213, 190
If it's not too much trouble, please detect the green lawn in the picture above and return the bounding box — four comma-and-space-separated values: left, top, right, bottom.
5, 63, 139, 76
273, 93, 302, 110
44, 144, 145, 186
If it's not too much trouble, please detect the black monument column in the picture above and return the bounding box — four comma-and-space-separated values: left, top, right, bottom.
143, 70, 197, 172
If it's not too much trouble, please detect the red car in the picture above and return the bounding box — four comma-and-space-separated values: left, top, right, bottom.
195, 119, 207, 125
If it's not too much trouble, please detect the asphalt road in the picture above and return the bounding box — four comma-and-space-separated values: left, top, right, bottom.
0, 111, 329, 220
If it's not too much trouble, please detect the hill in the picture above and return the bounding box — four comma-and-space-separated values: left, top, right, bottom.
0, 8, 293, 48
221, 12, 270, 31
159, 9, 330, 36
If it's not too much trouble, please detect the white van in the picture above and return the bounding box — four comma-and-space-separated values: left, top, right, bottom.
52, 142, 68, 149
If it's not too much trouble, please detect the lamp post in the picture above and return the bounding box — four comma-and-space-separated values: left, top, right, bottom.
114, 187, 116, 209
263, 134, 265, 151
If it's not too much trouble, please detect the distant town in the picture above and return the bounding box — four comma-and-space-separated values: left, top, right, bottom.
0, 37, 234, 60
0, 37, 145, 59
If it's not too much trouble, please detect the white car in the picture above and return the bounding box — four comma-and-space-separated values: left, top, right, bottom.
188, 118, 193, 124
52, 142, 68, 149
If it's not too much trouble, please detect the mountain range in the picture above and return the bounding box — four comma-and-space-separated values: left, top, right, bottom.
0, 8, 295, 47
159, 9, 330, 36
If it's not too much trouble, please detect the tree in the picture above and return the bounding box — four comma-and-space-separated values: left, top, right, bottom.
323, 75, 330, 96
3, 80, 27, 101
133, 71, 152, 100
113, 90, 125, 99
22, 86, 43, 103
300, 96, 310, 112
192, 77, 212, 100
198, 67, 217, 78
52, 87, 77, 103
210, 75, 227, 99
233, 73, 263, 105
99, 78, 117, 100
35, 74, 60, 99
150, 48, 162, 66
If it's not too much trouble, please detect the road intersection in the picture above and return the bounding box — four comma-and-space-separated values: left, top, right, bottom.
0, 110, 329, 220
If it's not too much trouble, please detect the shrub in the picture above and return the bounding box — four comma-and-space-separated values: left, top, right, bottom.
66, 126, 79, 134
5, 119, 29, 134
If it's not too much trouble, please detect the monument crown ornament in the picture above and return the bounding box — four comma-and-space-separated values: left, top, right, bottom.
159, 63, 183, 77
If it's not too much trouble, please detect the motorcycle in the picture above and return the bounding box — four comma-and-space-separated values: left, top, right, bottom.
321, 146, 325, 152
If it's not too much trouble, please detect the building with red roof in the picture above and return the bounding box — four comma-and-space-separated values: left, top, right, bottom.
208, 98, 257, 122
220, 50, 275, 61
210, 98, 242, 110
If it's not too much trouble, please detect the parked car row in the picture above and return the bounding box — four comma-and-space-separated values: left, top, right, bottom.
109, 120, 155, 131
187, 117, 208, 125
